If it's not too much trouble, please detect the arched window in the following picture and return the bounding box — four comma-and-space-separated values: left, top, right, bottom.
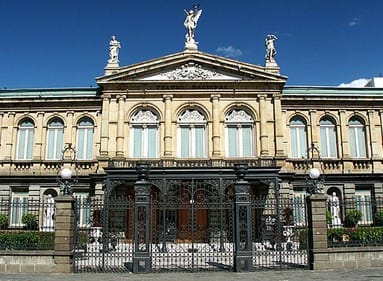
16, 119, 34, 160
177, 109, 207, 158
320, 117, 337, 158
76, 117, 94, 160
46, 118, 64, 160
130, 109, 159, 158
348, 116, 366, 158
224, 109, 254, 157
290, 116, 307, 158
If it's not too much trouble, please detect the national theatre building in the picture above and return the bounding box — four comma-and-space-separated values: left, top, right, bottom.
0, 6, 382, 272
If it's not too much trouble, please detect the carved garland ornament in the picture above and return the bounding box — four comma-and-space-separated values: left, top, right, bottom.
162, 63, 224, 80
225, 109, 253, 123
131, 110, 159, 124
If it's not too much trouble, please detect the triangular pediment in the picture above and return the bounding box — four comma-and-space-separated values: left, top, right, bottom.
96, 51, 287, 84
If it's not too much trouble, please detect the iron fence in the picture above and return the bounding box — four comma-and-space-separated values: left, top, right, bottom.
250, 196, 309, 270
0, 198, 55, 250
327, 196, 383, 247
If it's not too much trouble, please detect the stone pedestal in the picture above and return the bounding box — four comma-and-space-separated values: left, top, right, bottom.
307, 194, 328, 270
54, 195, 75, 273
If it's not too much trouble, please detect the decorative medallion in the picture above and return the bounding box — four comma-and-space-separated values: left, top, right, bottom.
162, 63, 224, 80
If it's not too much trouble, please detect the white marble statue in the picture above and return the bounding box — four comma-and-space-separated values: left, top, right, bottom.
265, 34, 277, 62
43, 194, 55, 231
184, 4, 202, 49
108, 35, 121, 63
330, 192, 342, 227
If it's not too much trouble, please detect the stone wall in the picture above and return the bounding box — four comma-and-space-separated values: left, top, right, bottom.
313, 247, 383, 270
0, 251, 55, 273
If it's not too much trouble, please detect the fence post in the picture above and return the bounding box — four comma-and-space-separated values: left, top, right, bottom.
132, 163, 152, 273
54, 195, 76, 273
233, 164, 253, 272
307, 194, 328, 270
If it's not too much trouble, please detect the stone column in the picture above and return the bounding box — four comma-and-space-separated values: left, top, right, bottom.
54, 195, 76, 273
5, 112, 15, 160
64, 111, 74, 148
116, 95, 126, 157
33, 112, 44, 160
274, 94, 285, 157
259, 94, 269, 157
100, 94, 111, 157
309, 110, 317, 146
133, 163, 152, 273
163, 94, 173, 157
0, 112, 4, 159
306, 194, 328, 270
211, 93, 221, 157
233, 164, 253, 272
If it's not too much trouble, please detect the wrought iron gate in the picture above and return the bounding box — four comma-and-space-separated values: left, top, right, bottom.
74, 195, 135, 272
73, 178, 308, 272
251, 195, 308, 270
150, 179, 234, 272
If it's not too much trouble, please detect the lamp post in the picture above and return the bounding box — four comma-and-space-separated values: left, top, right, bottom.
57, 144, 78, 196
306, 144, 324, 195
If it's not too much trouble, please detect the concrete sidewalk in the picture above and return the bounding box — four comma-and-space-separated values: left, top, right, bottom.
1, 269, 383, 281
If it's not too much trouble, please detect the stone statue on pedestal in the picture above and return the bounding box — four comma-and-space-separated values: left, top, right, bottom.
108, 35, 121, 63
184, 4, 202, 51
43, 194, 55, 231
330, 192, 342, 227
265, 34, 277, 63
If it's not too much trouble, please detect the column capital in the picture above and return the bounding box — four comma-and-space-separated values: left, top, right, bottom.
163, 94, 173, 102
101, 94, 111, 101
116, 94, 126, 101
210, 93, 221, 101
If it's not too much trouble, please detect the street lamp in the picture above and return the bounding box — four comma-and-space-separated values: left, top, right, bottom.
57, 144, 78, 196
306, 144, 324, 195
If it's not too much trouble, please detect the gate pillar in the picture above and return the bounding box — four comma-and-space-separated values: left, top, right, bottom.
233, 164, 253, 272
133, 163, 152, 273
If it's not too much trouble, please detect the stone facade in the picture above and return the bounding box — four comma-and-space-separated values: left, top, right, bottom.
0, 50, 382, 225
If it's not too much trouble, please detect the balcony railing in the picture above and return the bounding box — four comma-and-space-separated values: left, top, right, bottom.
108, 158, 277, 169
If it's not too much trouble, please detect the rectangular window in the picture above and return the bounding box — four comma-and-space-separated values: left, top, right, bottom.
10, 192, 29, 227
293, 191, 306, 226
17, 128, 34, 160
46, 128, 63, 160
74, 193, 90, 227
349, 127, 366, 158
291, 127, 307, 158
355, 190, 372, 225
77, 128, 93, 160
132, 126, 158, 158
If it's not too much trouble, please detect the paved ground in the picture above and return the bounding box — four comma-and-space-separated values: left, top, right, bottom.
1, 269, 383, 281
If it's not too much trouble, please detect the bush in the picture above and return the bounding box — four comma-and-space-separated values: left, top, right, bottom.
0, 231, 54, 250
0, 214, 9, 229
374, 210, 383, 226
21, 213, 38, 230
328, 226, 383, 247
345, 209, 362, 227
326, 210, 332, 225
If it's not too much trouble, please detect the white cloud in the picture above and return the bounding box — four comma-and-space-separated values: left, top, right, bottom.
216, 46, 243, 58
348, 17, 359, 27
338, 78, 369, 87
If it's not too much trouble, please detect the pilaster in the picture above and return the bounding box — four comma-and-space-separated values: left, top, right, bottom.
211, 93, 221, 157
100, 94, 111, 157
163, 94, 173, 157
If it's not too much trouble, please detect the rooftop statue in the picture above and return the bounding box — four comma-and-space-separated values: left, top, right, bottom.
184, 4, 202, 50
108, 35, 121, 63
265, 34, 277, 63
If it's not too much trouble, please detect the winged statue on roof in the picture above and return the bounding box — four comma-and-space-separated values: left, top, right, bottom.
184, 4, 202, 45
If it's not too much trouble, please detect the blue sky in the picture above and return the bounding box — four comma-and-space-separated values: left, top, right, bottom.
1, 0, 382, 88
